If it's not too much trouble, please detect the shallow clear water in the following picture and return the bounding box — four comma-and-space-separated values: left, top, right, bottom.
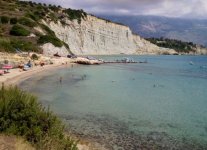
20, 55, 207, 149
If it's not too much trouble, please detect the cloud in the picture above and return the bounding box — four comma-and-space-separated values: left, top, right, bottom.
25, 0, 207, 19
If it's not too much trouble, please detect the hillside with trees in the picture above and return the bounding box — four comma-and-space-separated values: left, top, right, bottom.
146, 37, 205, 53
0, 0, 86, 54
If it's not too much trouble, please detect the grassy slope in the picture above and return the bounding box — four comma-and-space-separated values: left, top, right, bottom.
0, 0, 86, 54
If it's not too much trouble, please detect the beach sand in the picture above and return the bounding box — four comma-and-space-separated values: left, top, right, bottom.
0, 61, 75, 87
0, 56, 103, 87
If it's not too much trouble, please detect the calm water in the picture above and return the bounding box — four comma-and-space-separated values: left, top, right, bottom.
20, 55, 207, 149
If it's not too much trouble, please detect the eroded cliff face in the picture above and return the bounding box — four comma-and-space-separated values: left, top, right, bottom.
42, 15, 176, 55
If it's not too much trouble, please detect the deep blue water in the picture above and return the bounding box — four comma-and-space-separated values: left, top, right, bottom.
20, 55, 207, 149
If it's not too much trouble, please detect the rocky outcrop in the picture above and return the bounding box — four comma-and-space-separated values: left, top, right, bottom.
41, 43, 69, 57
42, 15, 176, 55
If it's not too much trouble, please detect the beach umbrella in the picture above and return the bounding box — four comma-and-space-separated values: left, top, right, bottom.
2, 65, 13, 69
2, 65, 13, 73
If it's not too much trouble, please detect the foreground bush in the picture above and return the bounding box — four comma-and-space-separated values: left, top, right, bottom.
0, 85, 78, 150
10, 25, 30, 36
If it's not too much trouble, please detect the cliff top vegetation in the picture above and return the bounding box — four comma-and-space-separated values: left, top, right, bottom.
146, 37, 204, 53
0, 0, 87, 53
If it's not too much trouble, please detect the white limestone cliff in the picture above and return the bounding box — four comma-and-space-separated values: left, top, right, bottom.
41, 43, 69, 57
41, 15, 176, 55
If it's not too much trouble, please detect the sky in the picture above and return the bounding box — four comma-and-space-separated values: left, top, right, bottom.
26, 0, 207, 19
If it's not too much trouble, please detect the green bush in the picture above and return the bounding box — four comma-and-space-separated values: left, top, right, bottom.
63, 9, 87, 24
33, 10, 45, 19
11, 40, 39, 52
38, 35, 63, 47
25, 12, 40, 21
0, 38, 14, 52
10, 17, 18, 24
0, 38, 39, 53
18, 17, 37, 27
49, 12, 58, 23
0, 85, 78, 150
31, 53, 38, 60
0, 25, 4, 36
10, 25, 30, 36
39, 24, 55, 36
0, 16, 10, 24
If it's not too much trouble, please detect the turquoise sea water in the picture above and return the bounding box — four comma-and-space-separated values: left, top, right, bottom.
20, 56, 207, 149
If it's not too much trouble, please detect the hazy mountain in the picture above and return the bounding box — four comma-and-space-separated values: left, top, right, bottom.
98, 15, 207, 47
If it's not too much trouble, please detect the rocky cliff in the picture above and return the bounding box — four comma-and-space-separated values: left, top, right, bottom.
42, 15, 176, 55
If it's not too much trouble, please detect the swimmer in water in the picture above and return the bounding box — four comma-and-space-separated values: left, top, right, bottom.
60, 77, 62, 83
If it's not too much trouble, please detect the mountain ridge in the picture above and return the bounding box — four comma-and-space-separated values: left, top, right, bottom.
99, 15, 207, 47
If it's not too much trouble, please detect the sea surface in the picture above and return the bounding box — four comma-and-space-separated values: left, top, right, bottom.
20, 55, 207, 150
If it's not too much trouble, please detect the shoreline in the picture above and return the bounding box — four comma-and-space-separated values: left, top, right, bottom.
0, 63, 74, 87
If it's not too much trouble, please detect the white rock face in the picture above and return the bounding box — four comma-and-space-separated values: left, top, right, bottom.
195, 47, 207, 55
42, 15, 176, 55
41, 43, 69, 57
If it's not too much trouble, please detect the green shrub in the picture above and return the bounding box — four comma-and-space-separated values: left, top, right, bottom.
11, 40, 39, 52
18, 17, 37, 27
10, 25, 30, 36
39, 24, 55, 36
0, 85, 78, 150
31, 53, 38, 60
63, 8, 87, 24
0, 38, 14, 52
25, 12, 39, 21
0, 16, 10, 24
33, 10, 45, 19
0, 38, 39, 53
0, 25, 4, 36
10, 17, 18, 24
49, 12, 58, 23
38, 35, 63, 47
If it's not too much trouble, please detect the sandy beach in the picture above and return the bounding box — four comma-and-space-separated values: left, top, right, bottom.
0, 55, 103, 87
0, 61, 76, 87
